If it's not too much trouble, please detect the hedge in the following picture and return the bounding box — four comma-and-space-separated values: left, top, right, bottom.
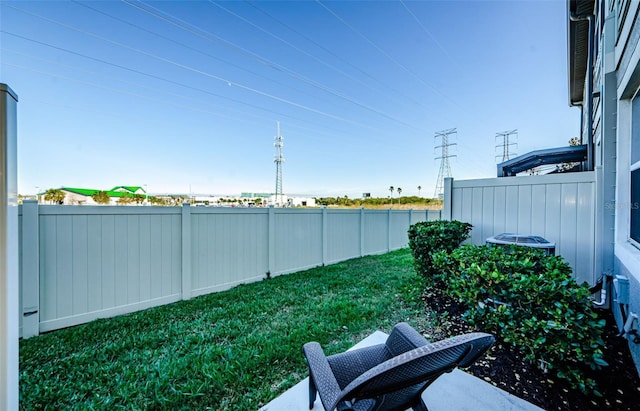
432, 244, 607, 394
407, 220, 472, 280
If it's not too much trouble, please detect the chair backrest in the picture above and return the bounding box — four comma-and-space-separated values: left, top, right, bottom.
338, 332, 495, 411
385, 322, 430, 357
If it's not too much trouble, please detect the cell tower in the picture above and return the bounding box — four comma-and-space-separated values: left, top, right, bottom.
274, 122, 285, 206
495, 129, 518, 162
434, 128, 457, 199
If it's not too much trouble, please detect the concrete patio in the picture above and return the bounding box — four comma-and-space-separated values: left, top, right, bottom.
259, 331, 543, 411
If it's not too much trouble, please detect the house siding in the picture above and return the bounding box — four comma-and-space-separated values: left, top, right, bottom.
584, 0, 640, 376
614, 253, 640, 375
616, 6, 640, 92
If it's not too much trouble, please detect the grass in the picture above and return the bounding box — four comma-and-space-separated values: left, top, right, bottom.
20, 249, 429, 410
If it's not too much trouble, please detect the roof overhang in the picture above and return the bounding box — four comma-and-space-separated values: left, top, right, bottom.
567, 0, 595, 106
497, 145, 587, 177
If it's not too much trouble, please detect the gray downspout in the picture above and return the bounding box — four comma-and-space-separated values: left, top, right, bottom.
570, 10, 595, 171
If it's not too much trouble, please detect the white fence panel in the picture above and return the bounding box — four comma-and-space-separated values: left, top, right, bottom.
272, 209, 323, 275
190, 208, 268, 296
19, 204, 443, 336
427, 210, 442, 222
325, 210, 361, 264
446, 173, 597, 285
409, 209, 440, 225
390, 211, 411, 249
363, 211, 389, 255
37, 206, 182, 333
410, 210, 425, 225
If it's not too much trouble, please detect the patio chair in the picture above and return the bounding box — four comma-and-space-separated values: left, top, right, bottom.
302, 322, 494, 411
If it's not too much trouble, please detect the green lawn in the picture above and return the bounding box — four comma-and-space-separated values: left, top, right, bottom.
20, 249, 430, 410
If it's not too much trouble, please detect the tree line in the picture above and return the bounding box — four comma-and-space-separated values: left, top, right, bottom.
315, 195, 442, 208
39, 188, 176, 206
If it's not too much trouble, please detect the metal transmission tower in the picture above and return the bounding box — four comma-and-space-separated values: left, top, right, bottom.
495, 129, 518, 162
274, 122, 285, 206
434, 128, 457, 199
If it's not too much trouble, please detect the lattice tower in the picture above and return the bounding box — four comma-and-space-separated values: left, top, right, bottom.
495, 129, 518, 162
434, 128, 457, 199
274, 122, 285, 206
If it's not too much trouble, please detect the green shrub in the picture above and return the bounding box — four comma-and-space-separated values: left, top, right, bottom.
407, 220, 472, 280
432, 244, 607, 394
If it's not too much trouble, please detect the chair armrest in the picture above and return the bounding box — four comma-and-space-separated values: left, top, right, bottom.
303, 342, 343, 411
340, 333, 495, 403
385, 322, 429, 356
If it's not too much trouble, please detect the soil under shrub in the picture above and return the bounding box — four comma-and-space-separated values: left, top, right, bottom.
422, 287, 640, 410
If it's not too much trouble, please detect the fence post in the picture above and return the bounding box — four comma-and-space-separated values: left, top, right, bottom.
387, 208, 392, 252
443, 177, 453, 220
360, 207, 365, 256
20, 200, 39, 338
0, 83, 18, 410
408, 209, 413, 248
322, 206, 327, 265
181, 203, 191, 300
268, 206, 275, 276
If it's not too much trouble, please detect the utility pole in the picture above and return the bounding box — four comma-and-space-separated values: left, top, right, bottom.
274, 122, 284, 206
495, 129, 518, 162
434, 128, 457, 199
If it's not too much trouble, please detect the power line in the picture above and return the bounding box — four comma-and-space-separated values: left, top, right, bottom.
399, 0, 459, 69
0, 61, 282, 129
70, 0, 321, 100
208, 1, 368, 89
6, 4, 379, 129
316, 0, 460, 111
4, 1, 437, 137
206, 1, 425, 131
2, 27, 376, 134
244, 0, 430, 111
0, 32, 270, 116
121, 0, 425, 132
1, 46, 394, 150
0, 48, 385, 142
2, 2, 443, 148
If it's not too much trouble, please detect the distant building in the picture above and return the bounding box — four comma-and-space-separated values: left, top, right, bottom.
41, 186, 147, 205
288, 197, 316, 207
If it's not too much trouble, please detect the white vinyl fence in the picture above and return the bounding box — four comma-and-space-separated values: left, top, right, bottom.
443, 172, 597, 286
19, 202, 441, 337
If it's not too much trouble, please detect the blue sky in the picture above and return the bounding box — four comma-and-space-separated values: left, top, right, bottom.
0, 0, 579, 198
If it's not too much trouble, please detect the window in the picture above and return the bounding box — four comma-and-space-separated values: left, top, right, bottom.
632, 168, 640, 243
615, 0, 631, 45
631, 92, 640, 244
633, 95, 640, 164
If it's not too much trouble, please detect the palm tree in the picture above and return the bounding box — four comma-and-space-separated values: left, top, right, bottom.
389, 186, 394, 205
44, 188, 65, 204
91, 190, 111, 205
397, 187, 402, 197
418, 185, 422, 197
